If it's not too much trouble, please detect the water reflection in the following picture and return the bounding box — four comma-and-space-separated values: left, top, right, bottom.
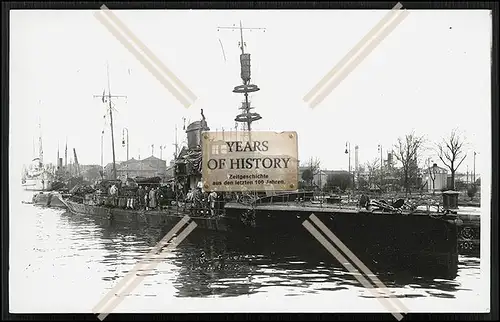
57, 210, 480, 302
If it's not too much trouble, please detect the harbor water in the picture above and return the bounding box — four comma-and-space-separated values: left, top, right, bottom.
10, 191, 487, 314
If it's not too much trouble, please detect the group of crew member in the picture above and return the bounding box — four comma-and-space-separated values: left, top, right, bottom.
104, 184, 164, 211
100, 181, 222, 217
185, 186, 220, 217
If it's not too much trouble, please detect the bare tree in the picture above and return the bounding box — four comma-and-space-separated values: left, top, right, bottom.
425, 158, 437, 195
301, 157, 321, 188
436, 129, 468, 190
365, 158, 380, 190
394, 131, 425, 195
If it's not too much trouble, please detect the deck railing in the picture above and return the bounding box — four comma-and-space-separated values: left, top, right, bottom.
75, 189, 450, 217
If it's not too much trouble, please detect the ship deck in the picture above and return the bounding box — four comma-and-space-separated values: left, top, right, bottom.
225, 201, 435, 217
225, 200, 480, 218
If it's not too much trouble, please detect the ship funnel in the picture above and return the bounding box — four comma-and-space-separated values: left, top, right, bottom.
185, 118, 210, 149
355, 145, 359, 172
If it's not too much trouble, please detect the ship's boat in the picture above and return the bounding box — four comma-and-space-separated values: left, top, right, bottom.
31, 191, 67, 209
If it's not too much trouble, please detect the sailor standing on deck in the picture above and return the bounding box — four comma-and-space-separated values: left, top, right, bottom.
186, 189, 193, 202
127, 190, 135, 210
137, 186, 145, 210
208, 191, 218, 217
149, 187, 157, 210
185, 188, 193, 214
153, 187, 159, 210
144, 186, 150, 210
193, 187, 202, 213
109, 184, 118, 207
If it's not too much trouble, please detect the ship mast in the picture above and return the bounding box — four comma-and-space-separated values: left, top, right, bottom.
173, 124, 179, 159
38, 117, 43, 169
218, 21, 265, 132
93, 61, 127, 180
57, 142, 60, 173
64, 137, 68, 174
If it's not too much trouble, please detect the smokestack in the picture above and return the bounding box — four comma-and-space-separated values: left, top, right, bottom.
355, 145, 359, 172
64, 140, 68, 170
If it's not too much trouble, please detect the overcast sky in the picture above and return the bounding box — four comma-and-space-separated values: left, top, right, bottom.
10, 9, 491, 179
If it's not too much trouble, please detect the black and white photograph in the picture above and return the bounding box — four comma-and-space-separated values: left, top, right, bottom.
7, 5, 493, 318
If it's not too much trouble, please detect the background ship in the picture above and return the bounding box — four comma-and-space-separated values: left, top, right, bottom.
22, 121, 54, 191
22, 163, 53, 191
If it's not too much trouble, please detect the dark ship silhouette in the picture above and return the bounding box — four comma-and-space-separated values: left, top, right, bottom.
59, 21, 464, 280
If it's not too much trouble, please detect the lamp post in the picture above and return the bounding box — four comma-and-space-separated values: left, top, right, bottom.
122, 128, 129, 161
473, 151, 476, 184
466, 164, 469, 187
158, 145, 166, 179
378, 144, 383, 191
345, 142, 353, 196
432, 162, 437, 195
101, 130, 104, 174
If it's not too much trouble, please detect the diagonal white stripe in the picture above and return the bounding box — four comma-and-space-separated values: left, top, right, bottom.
93, 215, 190, 313
308, 10, 409, 109
94, 9, 196, 108
97, 221, 197, 320
99, 5, 197, 103
93, 216, 195, 320
304, 220, 404, 320
309, 213, 409, 314
303, 2, 403, 103
303, 3, 409, 108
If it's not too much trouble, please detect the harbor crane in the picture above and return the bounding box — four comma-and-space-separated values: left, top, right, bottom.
73, 148, 81, 177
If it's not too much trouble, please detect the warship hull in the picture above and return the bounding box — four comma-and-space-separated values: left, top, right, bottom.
224, 202, 460, 280
60, 194, 460, 280
61, 198, 231, 232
